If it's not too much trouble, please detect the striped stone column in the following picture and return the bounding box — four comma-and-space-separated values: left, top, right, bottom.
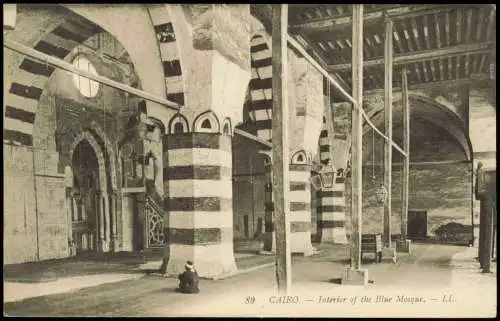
165, 132, 237, 279
289, 163, 314, 256
317, 175, 349, 244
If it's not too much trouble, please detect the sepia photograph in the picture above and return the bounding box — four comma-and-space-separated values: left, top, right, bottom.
3, 3, 497, 317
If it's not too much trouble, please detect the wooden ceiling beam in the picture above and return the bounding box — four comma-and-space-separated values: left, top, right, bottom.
410, 17, 422, 51
475, 7, 485, 41
430, 60, 437, 81
439, 59, 445, 81
456, 9, 462, 43
422, 15, 431, 50
435, 13, 442, 49
448, 57, 453, 80
290, 4, 453, 33
464, 9, 473, 43
392, 27, 404, 53
485, 5, 496, 40
327, 41, 492, 72
444, 11, 451, 47
414, 64, 423, 83
422, 61, 430, 82
363, 73, 490, 93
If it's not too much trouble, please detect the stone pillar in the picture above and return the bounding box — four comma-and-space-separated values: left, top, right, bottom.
317, 175, 348, 244
110, 191, 119, 252
165, 133, 237, 279
103, 193, 111, 252
96, 190, 106, 252
289, 163, 314, 256
263, 161, 275, 252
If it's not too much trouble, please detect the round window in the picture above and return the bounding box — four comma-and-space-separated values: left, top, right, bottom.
72, 56, 100, 98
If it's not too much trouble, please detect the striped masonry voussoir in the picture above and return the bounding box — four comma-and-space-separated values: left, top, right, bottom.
249, 77, 272, 91
34, 40, 70, 59
317, 190, 343, 198
290, 202, 310, 212
168, 180, 232, 199
319, 145, 330, 153
162, 60, 182, 77
251, 42, 268, 53
252, 109, 272, 122
168, 197, 232, 212
289, 164, 311, 172
317, 205, 345, 213
167, 165, 232, 180
3, 130, 33, 146
167, 93, 184, 106
317, 220, 345, 228
255, 119, 272, 131
250, 88, 272, 101
290, 181, 307, 191
290, 221, 311, 233
167, 227, 230, 246
336, 177, 346, 184
251, 57, 272, 69
4, 118, 33, 136
251, 99, 273, 111
166, 133, 232, 151
251, 48, 271, 61
167, 148, 232, 168
5, 106, 36, 124
9, 83, 43, 101
320, 130, 328, 138
51, 25, 88, 44
19, 59, 55, 77
318, 196, 345, 207
253, 65, 272, 79
169, 211, 233, 229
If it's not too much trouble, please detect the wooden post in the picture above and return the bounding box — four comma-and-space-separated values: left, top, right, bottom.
383, 17, 393, 248
271, 3, 292, 295
350, 4, 364, 270
401, 67, 410, 243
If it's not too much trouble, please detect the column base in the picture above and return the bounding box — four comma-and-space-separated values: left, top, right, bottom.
99, 240, 110, 253
382, 247, 398, 263
165, 244, 238, 280
263, 231, 276, 252
291, 232, 314, 256
396, 240, 412, 254
341, 267, 369, 286
320, 228, 349, 244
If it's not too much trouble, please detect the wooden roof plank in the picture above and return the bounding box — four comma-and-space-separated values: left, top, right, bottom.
479, 55, 486, 73
447, 57, 453, 80
444, 11, 451, 47
430, 60, 437, 81
414, 63, 423, 82
464, 54, 470, 76
290, 4, 452, 33
422, 61, 430, 82
475, 7, 485, 41
422, 15, 431, 50
327, 41, 492, 72
410, 17, 422, 51
363, 73, 490, 93
439, 59, 445, 81
393, 29, 404, 53
456, 9, 462, 44
465, 9, 473, 43
434, 13, 442, 49
485, 6, 496, 40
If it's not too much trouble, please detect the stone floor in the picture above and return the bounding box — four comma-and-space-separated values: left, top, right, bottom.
4, 243, 496, 317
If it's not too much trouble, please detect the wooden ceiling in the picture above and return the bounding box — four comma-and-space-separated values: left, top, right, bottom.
252, 4, 496, 96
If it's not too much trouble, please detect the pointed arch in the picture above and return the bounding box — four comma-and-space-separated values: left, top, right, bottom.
193, 110, 220, 134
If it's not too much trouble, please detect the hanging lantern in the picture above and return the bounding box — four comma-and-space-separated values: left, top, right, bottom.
3, 4, 17, 30
309, 163, 336, 190
320, 164, 336, 189
375, 184, 388, 204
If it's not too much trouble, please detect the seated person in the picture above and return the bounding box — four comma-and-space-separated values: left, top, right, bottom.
177, 261, 200, 294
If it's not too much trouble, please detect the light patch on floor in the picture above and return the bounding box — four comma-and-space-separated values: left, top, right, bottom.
4, 273, 144, 303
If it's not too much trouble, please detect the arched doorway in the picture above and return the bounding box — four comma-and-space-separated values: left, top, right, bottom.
71, 139, 101, 255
